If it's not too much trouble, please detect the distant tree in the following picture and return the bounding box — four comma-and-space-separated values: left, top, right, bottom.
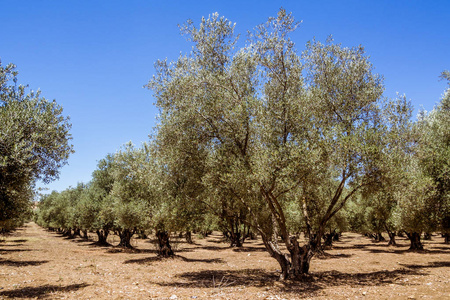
0, 60, 73, 231
78, 154, 116, 245
109, 143, 153, 248
414, 72, 450, 243
354, 96, 416, 246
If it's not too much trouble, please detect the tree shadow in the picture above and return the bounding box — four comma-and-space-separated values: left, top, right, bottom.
315, 252, 353, 260
0, 259, 49, 267
429, 246, 450, 251
86, 241, 113, 248
232, 246, 267, 252
106, 247, 158, 254
10, 239, 28, 243
123, 254, 224, 265
155, 268, 279, 288
0, 283, 89, 298
0, 243, 24, 247
332, 244, 367, 250
192, 245, 228, 251
367, 248, 450, 255
0, 248, 31, 253
71, 238, 92, 244
153, 264, 431, 295
206, 238, 227, 244
400, 261, 450, 269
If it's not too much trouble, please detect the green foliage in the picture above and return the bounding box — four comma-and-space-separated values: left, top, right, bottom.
0, 60, 73, 230
148, 9, 394, 277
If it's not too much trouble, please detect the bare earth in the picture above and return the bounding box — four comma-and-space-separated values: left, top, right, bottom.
0, 223, 449, 299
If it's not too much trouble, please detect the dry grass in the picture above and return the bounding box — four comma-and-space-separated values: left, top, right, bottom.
0, 223, 449, 299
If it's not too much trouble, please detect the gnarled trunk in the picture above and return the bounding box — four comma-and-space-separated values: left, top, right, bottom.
323, 229, 336, 248
73, 228, 81, 237
156, 230, 174, 257
406, 232, 423, 250
385, 224, 396, 246
444, 233, 450, 244
96, 229, 109, 245
261, 234, 315, 280
118, 229, 134, 248
82, 229, 88, 239
374, 232, 385, 242
185, 231, 193, 244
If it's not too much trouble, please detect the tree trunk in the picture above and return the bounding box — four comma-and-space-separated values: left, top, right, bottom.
185, 231, 193, 244
118, 229, 134, 248
406, 232, 424, 250
156, 230, 174, 257
323, 230, 335, 248
96, 229, 109, 245
423, 232, 432, 240
375, 232, 385, 242
288, 236, 314, 277
62, 228, 71, 237
385, 224, 396, 246
73, 228, 81, 237
229, 230, 243, 247
332, 232, 340, 241
82, 229, 88, 239
226, 218, 244, 247
261, 233, 315, 280
444, 233, 450, 244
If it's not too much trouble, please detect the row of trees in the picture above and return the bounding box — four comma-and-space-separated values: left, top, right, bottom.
34, 10, 449, 280
0, 60, 73, 233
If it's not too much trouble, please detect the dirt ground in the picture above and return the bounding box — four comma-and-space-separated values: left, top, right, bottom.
0, 223, 449, 299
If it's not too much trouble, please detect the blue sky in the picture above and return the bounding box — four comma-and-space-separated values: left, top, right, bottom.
1, 0, 449, 193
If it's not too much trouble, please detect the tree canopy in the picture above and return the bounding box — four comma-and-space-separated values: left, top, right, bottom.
0, 60, 73, 230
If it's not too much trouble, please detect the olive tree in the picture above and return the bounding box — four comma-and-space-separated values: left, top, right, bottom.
149, 10, 393, 279
109, 143, 153, 248
1, 61, 73, 231
413, 72, 450, 243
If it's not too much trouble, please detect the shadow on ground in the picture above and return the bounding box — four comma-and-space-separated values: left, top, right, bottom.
0, 258, 48, 267
0, 248, 31, 253
367, 248, 450, 255
0, 283, 89, 299
315, 252, 353, 259
152, 262, 443, 296
124, 254, 224, 265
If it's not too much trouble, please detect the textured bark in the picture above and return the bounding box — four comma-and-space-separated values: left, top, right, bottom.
385, 224, 396, 246
185, 231, 193, 244
375, 232, 385, 242
288, 236, 313, 277
261, 233, 315, 280
156, 230, 174, 257
406, 232, 424, 250
118, 229, 134, 248
73, 228, 81, 237
96, 229, 109, 245
323, 230, 336, 248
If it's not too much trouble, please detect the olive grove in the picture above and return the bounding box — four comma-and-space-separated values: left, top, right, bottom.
34, 10, 449, 281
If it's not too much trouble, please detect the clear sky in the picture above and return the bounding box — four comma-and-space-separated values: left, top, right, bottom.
1, 0, 449, 194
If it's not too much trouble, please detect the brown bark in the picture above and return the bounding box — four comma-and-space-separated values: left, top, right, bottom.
118, 229, 134, 248
185, 231, 193, 244
96, 229, 109, 245
406, 232, 424, 250
156, 230, 174, 257
385, 224, 396, 246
